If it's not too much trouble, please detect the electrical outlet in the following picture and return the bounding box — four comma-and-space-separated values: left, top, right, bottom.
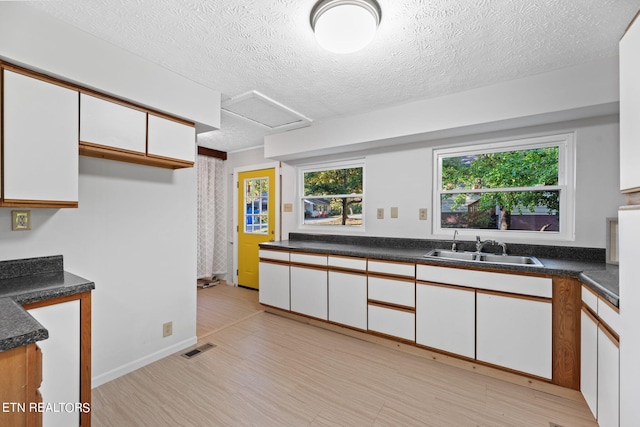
163, 321, 173, 337
377, 208, 384, 219
390, 207, 398, 218
419, 208, 428, 220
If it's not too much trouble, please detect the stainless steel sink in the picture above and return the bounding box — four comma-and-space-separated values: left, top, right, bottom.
424, 249, 543, 267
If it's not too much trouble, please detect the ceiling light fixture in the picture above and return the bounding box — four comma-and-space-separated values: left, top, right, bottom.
310, 0, 381, 54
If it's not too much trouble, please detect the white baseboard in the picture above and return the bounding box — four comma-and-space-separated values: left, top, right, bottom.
91, 335, 197, 388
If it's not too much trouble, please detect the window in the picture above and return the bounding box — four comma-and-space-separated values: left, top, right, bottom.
299, 160, 364, 228
434, 133, 575, 240
244, 176, 269, 234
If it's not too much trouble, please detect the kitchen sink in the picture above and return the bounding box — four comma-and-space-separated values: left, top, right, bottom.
424, 249, 543, 267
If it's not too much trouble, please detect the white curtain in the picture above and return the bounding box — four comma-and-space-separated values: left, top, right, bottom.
197, 155, 227, 279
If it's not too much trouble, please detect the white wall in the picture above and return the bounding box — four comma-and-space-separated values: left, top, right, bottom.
278, 115, 622, 248
0, 157, 198, 387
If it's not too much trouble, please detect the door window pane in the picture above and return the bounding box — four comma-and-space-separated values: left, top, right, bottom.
244, 177, 269, 234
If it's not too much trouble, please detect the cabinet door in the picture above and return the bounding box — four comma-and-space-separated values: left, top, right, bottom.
3, 70, 79, 204
28, 300, 80, 427
290, 266, 327, 320
416, 283, 475, 359
328, 271, 367, 330
476, 292, 552, 379
581, 309, 598, 419
598, 326, 619, 427
258, 261, 290, 310
147, 114, 195, 162
80, 93, 146, 153
368, 275, 415, 307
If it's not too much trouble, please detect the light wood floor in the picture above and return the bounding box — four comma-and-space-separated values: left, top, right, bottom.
92, 285, 598, 426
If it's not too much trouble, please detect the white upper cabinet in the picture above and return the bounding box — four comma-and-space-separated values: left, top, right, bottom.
147, 114, 195, 163
80, 93, 146, 154
620, 14, 640, 191
2, 69, 78, 207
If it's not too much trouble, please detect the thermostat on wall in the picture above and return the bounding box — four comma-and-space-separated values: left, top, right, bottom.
11, 210, 31, 231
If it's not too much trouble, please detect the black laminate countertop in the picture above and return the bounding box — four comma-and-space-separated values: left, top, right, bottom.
260, 233, 619, 308
0, 255, 95, 352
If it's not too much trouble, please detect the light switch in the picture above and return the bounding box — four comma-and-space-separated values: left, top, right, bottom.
390, 207, 398, 218
419, 208, 428, 220
283, 203, 293, 212
377, 208, 384, 219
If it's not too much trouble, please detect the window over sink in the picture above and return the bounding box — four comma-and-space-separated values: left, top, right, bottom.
433, 133, 575, 241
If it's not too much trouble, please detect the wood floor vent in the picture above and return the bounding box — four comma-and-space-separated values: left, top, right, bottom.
181, 343, 216, 359
549, 423, 565, 427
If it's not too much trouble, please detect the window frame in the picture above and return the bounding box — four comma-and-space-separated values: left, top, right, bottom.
298, 159, 365, 232
433, 132, 575, 242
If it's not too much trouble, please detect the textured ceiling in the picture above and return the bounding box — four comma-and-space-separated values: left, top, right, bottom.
29, 0, 640, 153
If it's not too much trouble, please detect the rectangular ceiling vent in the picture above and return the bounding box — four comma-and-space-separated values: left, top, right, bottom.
221, 90, 312, 132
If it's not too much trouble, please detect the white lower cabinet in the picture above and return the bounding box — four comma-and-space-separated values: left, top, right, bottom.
28, 300, 80, 427
598, 327, 620, 427
328, 271, 367, 330
581, 309, 598, 419
476, 292, 552, 379
290, 266, 328, 320
258, 261, 290, 310
368, 304, 415, 341
416, 283, 475, 359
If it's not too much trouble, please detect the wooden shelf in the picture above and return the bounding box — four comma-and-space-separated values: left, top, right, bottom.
80, 142, 194, 170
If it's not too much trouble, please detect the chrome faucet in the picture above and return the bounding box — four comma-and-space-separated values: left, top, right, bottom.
475, 235, 490, 252
475, 235, 508, 255
451, 230, 459, 251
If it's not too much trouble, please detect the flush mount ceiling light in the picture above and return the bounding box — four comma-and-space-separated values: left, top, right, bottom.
310, 0, 381, 54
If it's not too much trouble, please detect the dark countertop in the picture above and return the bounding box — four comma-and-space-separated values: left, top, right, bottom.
0, 255, 95, 352
261, 233, 619, 307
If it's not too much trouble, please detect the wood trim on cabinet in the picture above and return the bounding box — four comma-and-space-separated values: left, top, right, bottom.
367, 271, 416, 283
367, 300, 416, 313
416, 280, 476, 293
258, 258, 290, 267
289, 263, 328, 272
80, 142, 193, 170
327, 266, 368, 275
475, 288, 552, 304
23, 291, 92, 427
0, 199, 79, 208
552, 276, 581, 391
598, 321, 620, 348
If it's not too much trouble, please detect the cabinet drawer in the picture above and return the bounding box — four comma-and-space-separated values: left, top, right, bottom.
328, 255, 366, 271
598, 297, 620, 334
367, 260, 415, 278
368, 275, 415, 307
417, 264, 552, 298
290, 252, 328, 266
259, 249, 290, 262
368, 304, 415, 341
581, 286, 598, 313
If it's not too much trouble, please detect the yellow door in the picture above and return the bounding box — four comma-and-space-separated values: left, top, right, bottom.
237, 168, 276, 289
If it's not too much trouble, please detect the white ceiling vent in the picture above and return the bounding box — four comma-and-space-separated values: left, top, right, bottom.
221, 91, 312, 132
